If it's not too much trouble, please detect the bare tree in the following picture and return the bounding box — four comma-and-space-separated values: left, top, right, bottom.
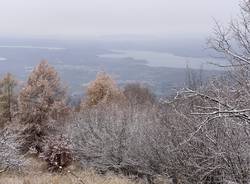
185, 64, 204, 90
161, 81, 250, 183
123, 83, 156, 106
160, 1, 250, 183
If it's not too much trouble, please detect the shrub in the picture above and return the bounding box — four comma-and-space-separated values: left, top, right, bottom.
67, 103, 161, 183
0, 125, 26, 170
40, 135, 73, 172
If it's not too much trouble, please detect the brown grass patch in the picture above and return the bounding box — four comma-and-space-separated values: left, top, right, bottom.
0, 170, 142, 184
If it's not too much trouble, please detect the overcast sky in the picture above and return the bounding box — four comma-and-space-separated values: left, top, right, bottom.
0, 0, 240, 39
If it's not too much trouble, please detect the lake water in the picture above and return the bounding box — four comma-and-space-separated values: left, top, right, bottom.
0, 39, 223, 95
100, 50, 226, 70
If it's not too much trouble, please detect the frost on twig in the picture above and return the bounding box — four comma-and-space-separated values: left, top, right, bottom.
0, 127, 26, 171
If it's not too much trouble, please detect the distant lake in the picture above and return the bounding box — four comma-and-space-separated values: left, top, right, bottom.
0, 45, 66, 50
100, 50, 226, 70
0, 38, 223, 95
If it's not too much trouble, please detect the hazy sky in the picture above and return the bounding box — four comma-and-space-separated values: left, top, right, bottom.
0, 0, 239, 39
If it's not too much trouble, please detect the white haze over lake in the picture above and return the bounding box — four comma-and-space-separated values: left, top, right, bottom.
0, 45, 65, 50
0, 57, 7, 61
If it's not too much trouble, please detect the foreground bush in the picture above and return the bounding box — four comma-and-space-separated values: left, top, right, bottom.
0, 125, 26, 171
40, 135, 73, 172
66, 102, 162, 183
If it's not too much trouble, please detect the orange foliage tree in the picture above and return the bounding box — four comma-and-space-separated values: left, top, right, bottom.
19, 60, 68, 153
81, 72, 124, 108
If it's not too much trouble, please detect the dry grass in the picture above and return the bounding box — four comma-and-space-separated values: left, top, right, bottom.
0, 158, 170, 184
0, 158, 141, 184
0, 170, 142, 184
